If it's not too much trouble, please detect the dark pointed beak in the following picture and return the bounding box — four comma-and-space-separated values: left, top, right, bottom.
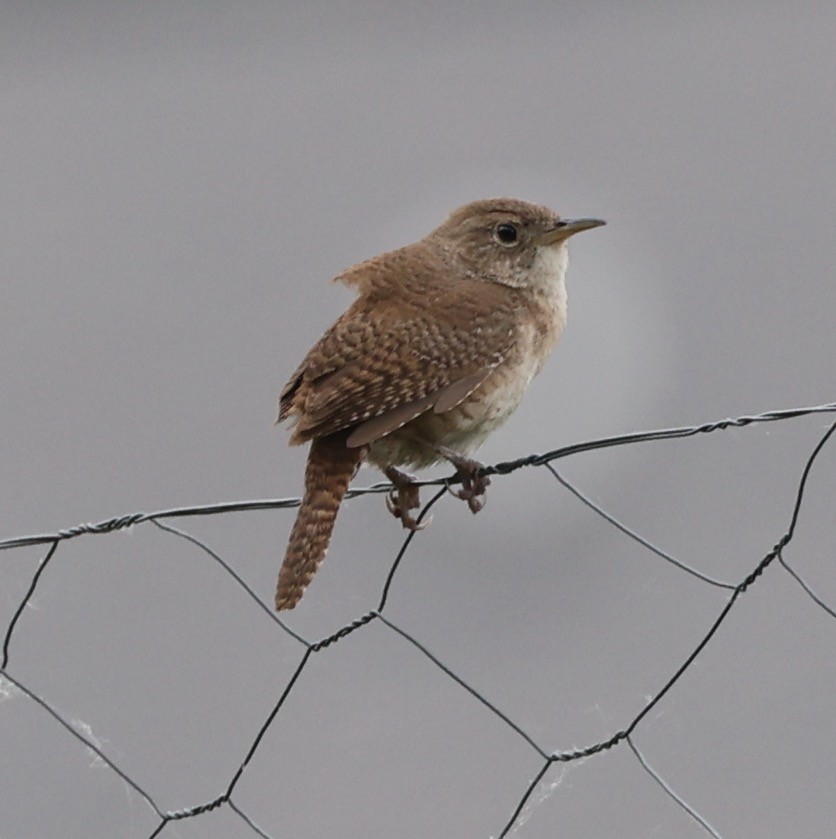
538, 217, 606, 246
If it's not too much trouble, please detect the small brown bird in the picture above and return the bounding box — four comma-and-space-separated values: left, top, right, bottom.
276, 197, 604, 610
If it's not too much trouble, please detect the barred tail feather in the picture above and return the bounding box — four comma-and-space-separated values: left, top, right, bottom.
276, 431, 364, 610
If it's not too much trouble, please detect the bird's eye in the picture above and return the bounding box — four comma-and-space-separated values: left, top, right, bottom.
494, 222, 519, 246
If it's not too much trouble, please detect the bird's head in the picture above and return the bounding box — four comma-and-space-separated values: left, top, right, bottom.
430, 197, 605, 289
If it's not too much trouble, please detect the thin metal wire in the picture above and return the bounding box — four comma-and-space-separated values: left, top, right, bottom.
0, 402, 833, 838
2, 402, 834, 553
150, 519, 310, 646
0, 670, 165, 821
779, 552, 836, 620
627, 736, 722, 838
2, 540, 59, 668
543, 463, 736, 589
377, 613, 549, 758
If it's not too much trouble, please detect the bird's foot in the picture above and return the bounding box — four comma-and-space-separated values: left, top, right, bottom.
384, 466, 429, 531
436, 446, 491, 514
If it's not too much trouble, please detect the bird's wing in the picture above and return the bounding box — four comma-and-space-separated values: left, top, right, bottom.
280, 289, 515, 445
344, 368, 494, 447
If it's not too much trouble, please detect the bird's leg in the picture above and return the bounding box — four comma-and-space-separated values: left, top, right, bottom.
433, 444, 491, 514
384, 466, 428, 531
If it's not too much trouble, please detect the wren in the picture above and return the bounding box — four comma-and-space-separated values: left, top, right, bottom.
276, 198, 604, 610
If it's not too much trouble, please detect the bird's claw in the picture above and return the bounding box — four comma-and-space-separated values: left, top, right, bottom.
449, 467, 491, 514
384, 468, 429, 531
386, 487, 430, 531
434, 446, 490, 514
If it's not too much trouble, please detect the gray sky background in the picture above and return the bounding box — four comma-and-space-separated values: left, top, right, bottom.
2, 3, 835, 837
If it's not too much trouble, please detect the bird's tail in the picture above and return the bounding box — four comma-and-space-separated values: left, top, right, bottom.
276, 431, 365, 610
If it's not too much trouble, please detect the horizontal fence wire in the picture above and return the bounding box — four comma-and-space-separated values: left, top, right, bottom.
1, 401, 835, 837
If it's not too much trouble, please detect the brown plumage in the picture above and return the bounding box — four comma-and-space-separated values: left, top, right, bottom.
276, 198, 605, 610
275, 430, 365, 610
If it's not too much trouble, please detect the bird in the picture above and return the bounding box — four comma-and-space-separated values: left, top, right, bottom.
275, 197, 604, 610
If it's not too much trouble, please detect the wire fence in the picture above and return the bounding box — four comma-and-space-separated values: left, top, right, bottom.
2, 402, 835, 837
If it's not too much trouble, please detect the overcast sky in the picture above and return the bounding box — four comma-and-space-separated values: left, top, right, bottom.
2, 4, 835, 838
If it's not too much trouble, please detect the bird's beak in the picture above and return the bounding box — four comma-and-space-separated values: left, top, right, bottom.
538, 217, 606, 246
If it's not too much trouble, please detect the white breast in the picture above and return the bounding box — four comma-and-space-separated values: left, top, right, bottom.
368, 242, 570, 468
